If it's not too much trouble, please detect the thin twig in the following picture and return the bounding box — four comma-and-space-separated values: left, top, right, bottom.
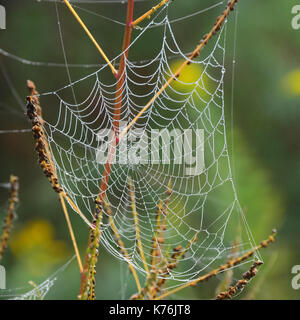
215, 230, 241, 295
131, 0, 170, 27
62, 0, 117, 75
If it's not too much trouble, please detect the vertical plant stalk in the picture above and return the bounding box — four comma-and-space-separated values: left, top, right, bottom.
0, 175, 19, 262
78, 203, 103, 300
129, 177, 149, 275
98, 0, 134, 201
26, 81, 84, 274
79, 0, 136, 298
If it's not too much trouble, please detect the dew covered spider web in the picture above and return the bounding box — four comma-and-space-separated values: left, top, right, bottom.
0, 0, 261, 298
0, 256, 75, 300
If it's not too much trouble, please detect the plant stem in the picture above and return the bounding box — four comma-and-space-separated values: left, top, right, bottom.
62, 0, 117, 75
131, 0, 170, 28
98, 0, 134, 201
79, 0, 135, 298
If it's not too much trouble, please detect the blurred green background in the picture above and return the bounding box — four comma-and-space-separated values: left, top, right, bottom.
0, 0, 299, 299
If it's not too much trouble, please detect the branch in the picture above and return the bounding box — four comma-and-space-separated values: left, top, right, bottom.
131, 0, 170, 28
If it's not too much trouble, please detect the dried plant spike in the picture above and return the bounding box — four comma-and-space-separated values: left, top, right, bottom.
0, 175, 19, 262
155, 230, 276, 300
215, 231, 242, 295
128, 177, 149, 275
27, 80, 43, 121
131, 0, 170, 28
216, 260, 264, 300
62, 0, 117, 75
26, 81, 85, 273
130, 202, 197, 299
79, 203, 103, 300
119, 0, 239, 141
26, 89, 92, 228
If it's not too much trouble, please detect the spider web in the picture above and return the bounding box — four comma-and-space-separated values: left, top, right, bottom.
0, 257, 75, 300
0, 0, 261, 297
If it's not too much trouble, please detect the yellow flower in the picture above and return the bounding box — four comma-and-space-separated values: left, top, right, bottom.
169, 60, 215, 102
10, 220, 68, 276
282, 69, 300, 96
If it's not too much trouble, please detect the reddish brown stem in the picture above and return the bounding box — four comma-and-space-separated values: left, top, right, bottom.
79, 0, 135, 298
99, 0, 134, 201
